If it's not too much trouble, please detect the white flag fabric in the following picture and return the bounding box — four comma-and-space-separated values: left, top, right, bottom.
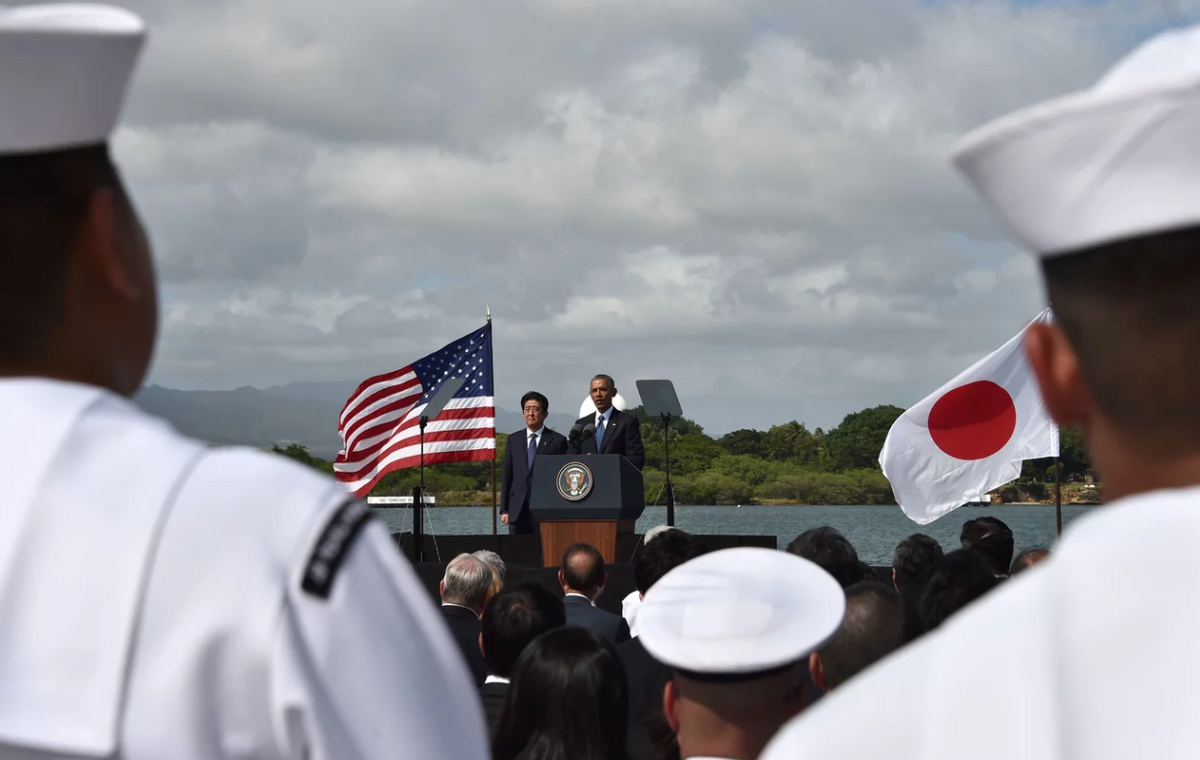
881, 308, 1060, 525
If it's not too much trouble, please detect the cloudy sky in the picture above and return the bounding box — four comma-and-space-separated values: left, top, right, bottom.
114, 0, 1192, 435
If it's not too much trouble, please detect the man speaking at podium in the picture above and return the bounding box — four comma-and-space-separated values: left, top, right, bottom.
569, 375, 646, 470
501, 391, 568, 534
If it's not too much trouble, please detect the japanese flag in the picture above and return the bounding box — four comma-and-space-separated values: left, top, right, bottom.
881, 308, 1059, 525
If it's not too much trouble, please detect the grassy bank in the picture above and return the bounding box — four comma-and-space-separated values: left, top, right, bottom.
268, 404, 1097, 508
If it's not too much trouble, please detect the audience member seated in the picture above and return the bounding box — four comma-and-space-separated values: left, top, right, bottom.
786, 526, 867, 588
492, 626, 631, 760
856, 560, 880, 583
892, 533, 944, 596
1010, 548, 1050, 576
917, 549, 1000, 633
638, 548, 844, 760
439, 552, 493, 686
474, 549, 507, 581
560, 542, 632, 643
623, 524, 674, 636
475, 548, 507, 603
479, 583, 566, 738
619, 529, 706, 760
960, 516, 1015, 577
810, 582, 907, 693
481, 559, 504, 606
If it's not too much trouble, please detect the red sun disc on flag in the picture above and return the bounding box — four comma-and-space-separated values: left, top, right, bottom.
928, 381, 1017, 460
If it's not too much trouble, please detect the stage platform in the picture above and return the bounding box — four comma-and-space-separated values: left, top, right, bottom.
391, 532, 778, 615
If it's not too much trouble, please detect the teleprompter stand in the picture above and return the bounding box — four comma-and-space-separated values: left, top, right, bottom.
635, 379, 684, 527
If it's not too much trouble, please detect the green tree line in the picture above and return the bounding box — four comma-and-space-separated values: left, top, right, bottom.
272, 405, 1094, 506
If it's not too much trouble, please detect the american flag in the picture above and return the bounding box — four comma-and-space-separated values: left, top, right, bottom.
334, 323, 495, 496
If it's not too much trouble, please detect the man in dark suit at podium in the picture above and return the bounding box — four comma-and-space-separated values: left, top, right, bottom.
500, 391, 569, 534
568, 374, 645, 470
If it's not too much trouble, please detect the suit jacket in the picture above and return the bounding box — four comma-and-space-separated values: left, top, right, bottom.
567, 408, 646, 470
480, 680, 509, 738
563, 594, 631, 644
441, 604, 487, 687
500, 427, 569, 522
619, 636, 672, 760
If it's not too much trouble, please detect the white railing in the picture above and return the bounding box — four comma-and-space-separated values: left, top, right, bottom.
366, 495, 437, 506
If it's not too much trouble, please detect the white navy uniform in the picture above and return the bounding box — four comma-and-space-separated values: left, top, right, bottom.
762, 489, 1200, 760
0, 5, 489, 755
637, 548, 844, 760
762, 20, 1200, 760
0, 379, 488, 759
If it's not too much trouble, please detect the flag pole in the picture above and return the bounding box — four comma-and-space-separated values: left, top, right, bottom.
1054, 453, 1062, 537
488, 305, 497, 536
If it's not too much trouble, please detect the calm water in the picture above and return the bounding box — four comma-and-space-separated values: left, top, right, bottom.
375, 504, 1096, 565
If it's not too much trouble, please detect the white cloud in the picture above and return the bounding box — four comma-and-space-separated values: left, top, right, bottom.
108, 0, 1186, 433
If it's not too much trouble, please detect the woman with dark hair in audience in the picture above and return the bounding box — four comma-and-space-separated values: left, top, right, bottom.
493, 626, 632, 760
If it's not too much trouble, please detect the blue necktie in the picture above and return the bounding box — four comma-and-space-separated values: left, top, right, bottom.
595, 415, 605, 451
528, 432, 537, 469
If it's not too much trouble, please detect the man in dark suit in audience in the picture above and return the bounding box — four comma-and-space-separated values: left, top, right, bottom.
567, 374, 645, 470
619, 529, 707, 760
559, 542, 631, 643
479, 583, 566, 737
439, 553, 493, 686
500, 391, 569, 534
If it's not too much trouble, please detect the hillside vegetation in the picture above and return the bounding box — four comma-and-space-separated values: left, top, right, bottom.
273, 405, 1094, 506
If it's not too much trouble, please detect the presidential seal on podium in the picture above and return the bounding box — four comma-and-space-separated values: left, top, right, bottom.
556, 461, 594, 501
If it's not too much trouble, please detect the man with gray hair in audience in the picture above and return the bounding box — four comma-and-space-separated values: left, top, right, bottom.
473, 549, 507, 581
440, 553, 493, 686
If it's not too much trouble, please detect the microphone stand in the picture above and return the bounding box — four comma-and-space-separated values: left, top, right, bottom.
411, 413, 429, 564
661, 413, 676, 527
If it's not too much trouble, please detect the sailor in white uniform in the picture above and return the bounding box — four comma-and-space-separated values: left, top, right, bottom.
0, 5, 487, 760
762, 22, 1200, 760
636, 548, 843, 760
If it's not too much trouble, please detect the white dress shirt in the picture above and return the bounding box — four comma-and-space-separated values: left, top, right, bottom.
565, 591, 596, 607
622, 590, 642, 637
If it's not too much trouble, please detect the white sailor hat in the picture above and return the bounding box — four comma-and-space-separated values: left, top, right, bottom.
0, 4, 145, 155
637, 547, 845, 681
952, 23, 1200, 256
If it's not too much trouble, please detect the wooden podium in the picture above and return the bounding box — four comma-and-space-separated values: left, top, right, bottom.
539, 519, 636, 567
530, 455, 645, 567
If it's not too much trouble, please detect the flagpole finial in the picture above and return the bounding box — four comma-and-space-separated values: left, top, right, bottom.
486, 304, 491, 323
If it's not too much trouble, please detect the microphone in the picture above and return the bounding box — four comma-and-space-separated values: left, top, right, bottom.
568, 423, 584, 444
582, 423, 595, 440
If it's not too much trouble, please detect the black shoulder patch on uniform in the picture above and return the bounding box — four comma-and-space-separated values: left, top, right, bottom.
302, 498, 375, 599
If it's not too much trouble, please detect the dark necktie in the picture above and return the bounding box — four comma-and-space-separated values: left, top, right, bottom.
595, 415, 606, 450
528, 432, 537, 469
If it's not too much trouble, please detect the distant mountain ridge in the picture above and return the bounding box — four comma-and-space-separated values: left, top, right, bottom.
133, 382, 577, 458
